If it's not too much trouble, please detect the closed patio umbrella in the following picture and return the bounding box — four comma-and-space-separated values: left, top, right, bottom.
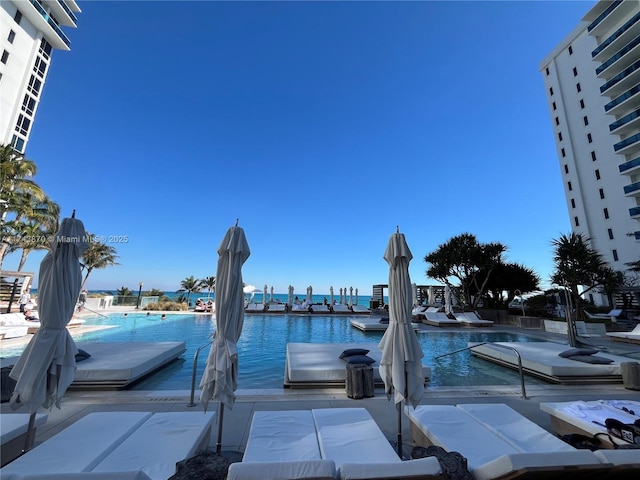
378, 228, 424, 458
9, 212, 89, 450
200, 223, 250, 453
287, 285, 294, 307
444, 284, 453, 315
330, 286, 334, 305
263, 284, 267, 305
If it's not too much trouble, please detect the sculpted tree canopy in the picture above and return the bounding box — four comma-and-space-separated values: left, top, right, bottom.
478, 262, 541, 307
424, 233, 506, 308
80, 236, 120, 291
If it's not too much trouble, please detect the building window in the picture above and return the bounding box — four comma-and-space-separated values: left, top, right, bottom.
33, 57, 47, 78
15, 114, 31, 136
39, 39, 52, 60
604, 208, 609, 219
595, 169, 601, 180
27, 75, 42, 97
549, 87, 554, 96
552, 101, 557, 110
568, 181, 573, 191
555, 117, 560, 126
591, 151, 597, 161
576, 83, 581, 93
583, 116, 589, 126
569, 45, 573, 55
546, 67, 550, 75
573, 67, 578, 76
14, 10, 22, 24
612, 250, 619, 261
7, 30, 15, 43
564, 164, 569, 174
574, 217, 580, 226
587, 133, 593, 143
561, 148, 566, 157
599, 188, 605, 199
1, 50, 8, 64
608, 228, 614, 240
558, 132, 563, 141
11, 135, 25, 152
580, 99, 585, 109
21, 94, 36, 116
571, 198, 576, 208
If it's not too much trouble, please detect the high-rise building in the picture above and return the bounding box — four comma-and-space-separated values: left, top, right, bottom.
0, 0, 81, 153
540, 0, 640, 303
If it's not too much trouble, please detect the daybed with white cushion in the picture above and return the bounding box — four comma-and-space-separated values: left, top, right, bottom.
422, 312, 459, 327
350, 318, 421, 332
0, 313, 32, 339
606, 324, 640, 344
311, 304, 331, 313
227, 408, 443, 480
245, 303, 265, 313
351, 305, 370, 314
332, 304, 351, 313
0, 411, 215, 480
1, 413, 48, 466
284, 342, 430, 388
405, 403, 608, 480
267, 303, 286, 312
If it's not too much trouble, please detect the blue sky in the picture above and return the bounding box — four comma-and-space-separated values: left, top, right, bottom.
6, 0, 596, 295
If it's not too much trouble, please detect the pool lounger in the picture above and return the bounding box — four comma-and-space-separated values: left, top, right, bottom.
606, 324, 640, 344
405, 403, 610, 480
267, 303, 286, 312
332, 304, 351, 314
228, 407, 442, 480
469, 341, 627, 384
350, 318, 421, 331
284, 342, 430, 388
540, 400, 640, 449
0, 411, 215, 480
1, 413, 48, 467
421, 312, 460, 327
454, 312, 494, 327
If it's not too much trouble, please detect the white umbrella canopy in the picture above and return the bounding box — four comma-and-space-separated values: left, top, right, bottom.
200, 224, 250, 452
378, 230, 424, 457
287, 285, 294, 306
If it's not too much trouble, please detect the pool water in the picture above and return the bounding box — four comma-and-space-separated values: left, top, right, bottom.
2, 313, 546, 390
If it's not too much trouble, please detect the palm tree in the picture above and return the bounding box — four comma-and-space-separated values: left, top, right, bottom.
80, 236, 120, 290
179, 275, 202, 307
201, 276, 216, 299
116, 286, 133, 296
12, 221, 52, 271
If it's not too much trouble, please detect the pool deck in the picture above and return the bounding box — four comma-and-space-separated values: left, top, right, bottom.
2, 306, 640, 467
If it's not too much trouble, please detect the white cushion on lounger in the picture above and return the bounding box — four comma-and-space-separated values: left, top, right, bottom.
472, 451, 602, 480
7, 472, 152, 480
243, 410, 322, 462
339, 457, 442, 479
92, 411, 215, 480
457, 403, 575, 452
312, 408, 400, 468
227, 460, 336, 480
1, 413, 48, 445
593, 449, 640, 467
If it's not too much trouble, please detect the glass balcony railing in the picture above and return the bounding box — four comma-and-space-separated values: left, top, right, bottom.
609, 109, 640, 131
600, 59, 640, 93
623, 181, 640, 194
619, 156, 640, 173
615, 133, 640, 152
635, 231, 640, 240
588, 0, 622, 32
630, 206, 640, 217
592, 11, 640, 57
28, 0, 70, 48
58, 0, 77, 23
605, 84, 640, 111
596, 35, 640, 75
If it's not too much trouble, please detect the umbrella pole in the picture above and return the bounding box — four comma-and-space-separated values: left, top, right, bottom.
216, 402, 225, 454
23, 412, 37, 453
397, 401, 403, 458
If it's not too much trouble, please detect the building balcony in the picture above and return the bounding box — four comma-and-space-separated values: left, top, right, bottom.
619, 156, 640, 176
615, 133, 640, 155
624, 181, 640, 198
43, 0, 77, 26
609, 109, 640, 135
630, 206, 640, 219
592, 11, 640, 61
599, 59, 640, 97
20, 0, 72, 50
605, 84, 640, 115
596, 37, 640, 78
587, 0, 623, 33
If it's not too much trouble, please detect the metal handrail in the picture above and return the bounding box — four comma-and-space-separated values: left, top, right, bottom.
435, 342, 527, 399
187, 334, 214, 407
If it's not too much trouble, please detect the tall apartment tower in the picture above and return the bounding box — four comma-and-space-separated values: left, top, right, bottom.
0, 0, 81, 153
540, 0, 640, 302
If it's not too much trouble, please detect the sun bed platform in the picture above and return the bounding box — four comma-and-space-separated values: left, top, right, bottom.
284, 342, 430, 388
470, 341, 628, 384
421, 312, 460, 327
70, 341, 186, 388
406, 403, 611, 480
1, 413, 48, 467
350, 318, 421, 331
228, 407, 443, 480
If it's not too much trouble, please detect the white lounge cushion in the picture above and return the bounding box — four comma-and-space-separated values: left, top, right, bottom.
6, 472, 152, 480
312, 408, 401, 468
339, 457, 442, 479
0, 414, 48, 445
227, 460, 336, 480
243, 410, 321, 462
472, 451, 603, 480
593, 449, 640, 467
1, 412, 152, 476
92, 411, 215, 480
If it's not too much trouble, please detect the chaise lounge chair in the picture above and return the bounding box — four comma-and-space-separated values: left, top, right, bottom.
453, 312, 494, 327
227, 407, 443, 480
405, 403, 610, 480
422, 312, 460, 327
332, 304, 351, 314
351, 305, 371, 314
245, 303, 265, 313
267, 303, 286, 313
606, 324, 640, 344
311, 304, 331, 313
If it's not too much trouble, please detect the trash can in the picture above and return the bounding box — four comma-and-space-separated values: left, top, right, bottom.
621, 362, 640, 391
345, 364, 374, 399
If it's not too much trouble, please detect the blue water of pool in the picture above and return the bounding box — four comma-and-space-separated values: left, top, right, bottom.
2, 313, 546, 389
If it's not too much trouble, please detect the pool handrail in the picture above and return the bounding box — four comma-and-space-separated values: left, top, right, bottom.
434, 342, 528, 399
187, 332, 214, 407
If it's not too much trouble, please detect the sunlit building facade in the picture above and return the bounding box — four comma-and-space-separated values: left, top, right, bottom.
0, 0, 81, 153
540, 0, 640, 303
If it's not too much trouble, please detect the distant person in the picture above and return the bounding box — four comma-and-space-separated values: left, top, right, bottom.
23, 308, 38, 322
323, 297, 328, 305
79, 290, 88, 306
19, 290, 31, 313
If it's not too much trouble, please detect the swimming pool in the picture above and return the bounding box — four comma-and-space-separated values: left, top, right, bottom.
1, 313, 545, 390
